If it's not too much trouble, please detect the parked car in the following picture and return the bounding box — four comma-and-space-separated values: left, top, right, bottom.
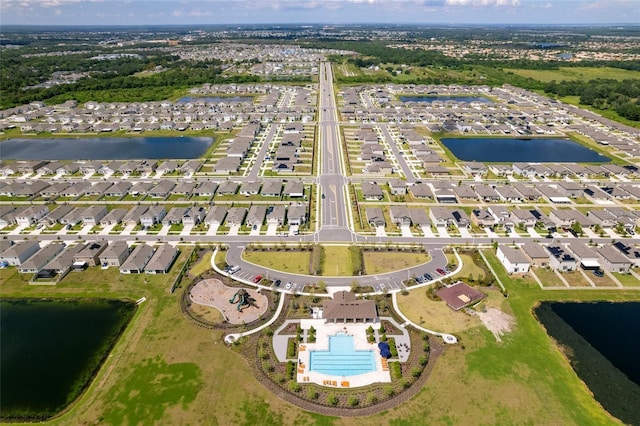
436, 268, 446, 275
253, 275, 263, 283
593, 269, 604, 277
274, 279, 282, 287
423, 273, 433, 281
416, 276, 425, 283
285, 282, 293, 290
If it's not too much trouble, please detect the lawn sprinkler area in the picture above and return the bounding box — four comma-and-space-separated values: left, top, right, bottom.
295, 321, 391, 388
189, 278, 267, 324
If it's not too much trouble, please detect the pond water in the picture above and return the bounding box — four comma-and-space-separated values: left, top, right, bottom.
0, 298, 137, 420
177, 96, 252, 103
441, 137, 610, 163
0, 137, 213, 160
535, 302, 640, 425
399, 96, 493, 104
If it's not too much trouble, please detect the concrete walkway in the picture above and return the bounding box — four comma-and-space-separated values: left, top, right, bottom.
391, 248, 462, 345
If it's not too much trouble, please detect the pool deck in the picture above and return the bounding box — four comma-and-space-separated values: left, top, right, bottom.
295, 320, 391, 388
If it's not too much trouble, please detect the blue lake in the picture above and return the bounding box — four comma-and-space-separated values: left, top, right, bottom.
0, 137, 214, 160
400, 96, 493, 104
177, 96, 252, 103
441, 137, 610, 163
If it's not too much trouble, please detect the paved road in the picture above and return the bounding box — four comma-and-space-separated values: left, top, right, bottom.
318, 61, 350, 233
223, 242, 448, 293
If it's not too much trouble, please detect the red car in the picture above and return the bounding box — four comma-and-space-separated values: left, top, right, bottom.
253, 275, 263, 283
435, 268, 446, 275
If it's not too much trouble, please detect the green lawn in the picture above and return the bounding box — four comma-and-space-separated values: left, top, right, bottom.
363, 251, 431, 274
321, 246, 353, 276
242, 250, 311, 275
507, 67, 640, 83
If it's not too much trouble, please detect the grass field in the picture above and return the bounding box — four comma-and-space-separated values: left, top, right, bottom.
507, 67, 640, 83
534, 267, 566, 288
2, 248, 639, 425
242, 250, 311, 274
189, 251, 213, 277
322, 246, 353, 276
363, 251, 430, 274
446, 252, 487, 282
397, 285, 484, 333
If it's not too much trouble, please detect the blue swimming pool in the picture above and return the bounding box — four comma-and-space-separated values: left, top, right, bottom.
309, 334, 375, 376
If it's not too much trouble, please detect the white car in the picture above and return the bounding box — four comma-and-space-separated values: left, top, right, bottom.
285, 282, 292, 290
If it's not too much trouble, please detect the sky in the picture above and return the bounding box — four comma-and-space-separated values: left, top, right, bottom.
1, 0, 639, 26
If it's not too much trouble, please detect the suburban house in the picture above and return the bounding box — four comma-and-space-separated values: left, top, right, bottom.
73, 241, 108, 267
100, 208, 128, 226
145, 244, 179, 274
321, 291, 378, 323
496, 245, 531, 274
99, 241, 131, 268
565, 243, 601, 270
596, 245, 632, 273
120, 244, 155, 274
182, 206, 206, 226
15, 205, 49, 226
546, 245, 578, 271
267, 205, 287, 226
389, 206, 412, 226
225, 207, 247, 226
81, 205, 108, 226
361, 182, 384, 201
204, 206, 228, 227
18, 243, 65, 274
246, 205, 267, 228
140, 206, 167, 228
163, 207, 189, 226
122, 205, 149, 226
520, 242, 549, 268
366, 207, 386, 227
613, 242, 640, 267
261, 180, 283, 197
287, 204, 307, 226
283, 180, 304, 198
0, 241, 40, 266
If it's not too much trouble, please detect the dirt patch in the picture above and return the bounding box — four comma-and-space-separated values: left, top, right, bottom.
189, 278, 267, 324
476, 308, 515, 343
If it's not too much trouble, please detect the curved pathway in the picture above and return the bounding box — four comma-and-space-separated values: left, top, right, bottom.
391, 249, 463, 344
209, 248, 287, 344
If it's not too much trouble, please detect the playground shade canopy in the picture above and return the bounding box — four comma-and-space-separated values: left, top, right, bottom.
378, 342, 391, 359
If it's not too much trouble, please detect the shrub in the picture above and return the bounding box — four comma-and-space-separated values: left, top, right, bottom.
390, 361, 402, 380
287, 339, 297, 358
348, 396, 359, 407
419, 355, 428, 366
384, 385, 395, 397
380, 333, 388, 342
366, 393, 378, 405
327, 393, 339, 406
262, 361, 274, 373
411, 367, 422, 378
307, 388, 319, 400
289, 381, 301, 393
276, 373, 286, 384
286, 361, 296, 380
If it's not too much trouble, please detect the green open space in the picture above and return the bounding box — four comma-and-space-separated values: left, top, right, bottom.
321, 246, 353, 276
363, 251, 431, 274
506, 67, 640, 83
242, 249, 311, 275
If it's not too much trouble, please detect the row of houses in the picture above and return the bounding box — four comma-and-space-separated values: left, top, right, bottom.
360, 180, 640, 205
0, 85, 317, 134
0, 159, 202, 177
497, 241, 639, 275
0, 178, 306, 200
0, 202, 309, 230
0, 240, 179, 276
361, 204, 640, 233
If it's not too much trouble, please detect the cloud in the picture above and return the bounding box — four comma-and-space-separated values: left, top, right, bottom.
445, 0, 520, 6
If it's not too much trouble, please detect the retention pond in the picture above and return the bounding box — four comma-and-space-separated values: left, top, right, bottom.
535, 301, 640, 425
0, 298, 137, 421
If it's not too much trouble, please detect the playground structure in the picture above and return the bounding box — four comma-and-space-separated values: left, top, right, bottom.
229, 288, 258, 312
